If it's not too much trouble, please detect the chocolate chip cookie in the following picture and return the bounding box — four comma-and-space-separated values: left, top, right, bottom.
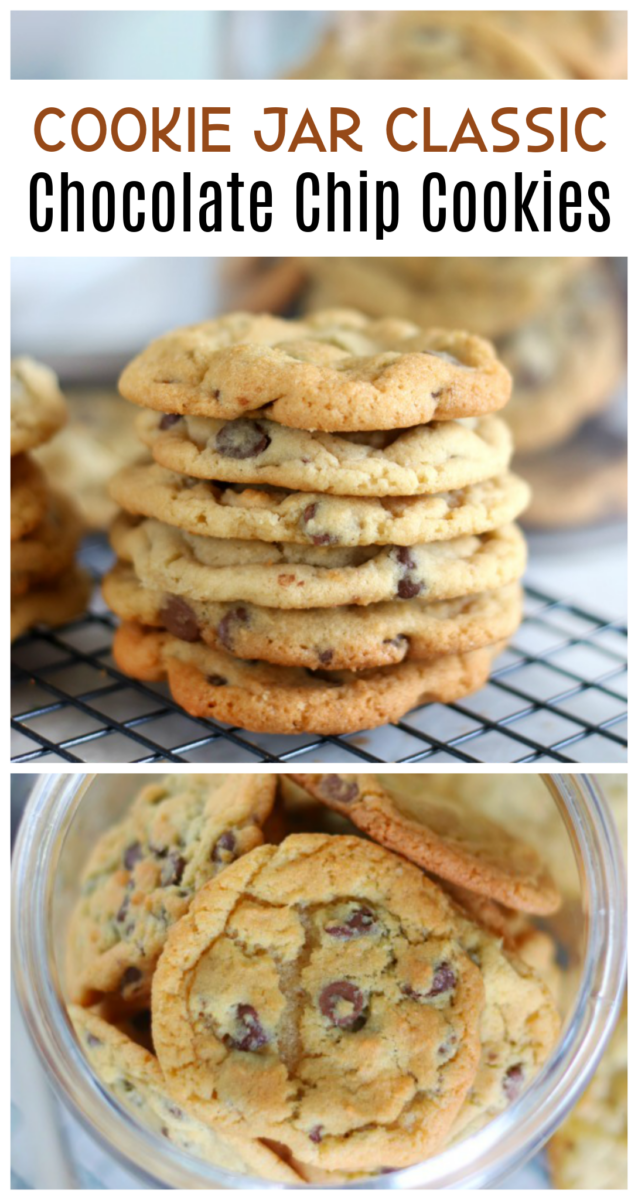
136, 410, 513, 498
499, 264, 624, 454
110, 516, 527, 609
69, 1004, 303, 1183
290, 775, 560, 914
548, 995, 627, 1189
110, 462, 529, 548
151, 834, 486, 1172
11, 357, 67, 455
66, 774, 276, 1006
119, 310, 511, 432
446, 910, 560, 1142
113, 621, 504, 733
11, 565, 91, 642
104, 562, 522, 670
11, 453, 48, 542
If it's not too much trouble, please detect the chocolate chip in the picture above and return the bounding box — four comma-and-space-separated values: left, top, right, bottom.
207, 674, 227, 686
161, 853, 186, 886
166, 1102, 183, 1119
215, 420, 271, 460
159, 413, 182, 430
86, 1033, 102, 1048
325, 907, 377, 939
317, 648, 334, 665
121, 966, 143, 991
318, 775, 359, 804
212, 831, 237, 864
503, 1063, 525, 1101
160, 596, 199, 642
217, 606, 249, 651
309, 1125, 323, 1144
227, 1004, 268, 1052
123, 842, 143, 870
319, 981, 367, 1029
302, 503, 318, 524
427, 962, 457, 997
312, 532, 335, 545
116, 895, 130, 923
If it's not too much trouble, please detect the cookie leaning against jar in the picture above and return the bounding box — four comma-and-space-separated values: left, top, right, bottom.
66, 774, 276, 1008
118, 309, 512, 431
151, 833, 487, 1173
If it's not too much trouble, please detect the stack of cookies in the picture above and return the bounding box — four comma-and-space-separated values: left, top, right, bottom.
11, 358, 90, 641
105, 310, 530, 735
65, 772, 562, 1184
301, 262, 626, 529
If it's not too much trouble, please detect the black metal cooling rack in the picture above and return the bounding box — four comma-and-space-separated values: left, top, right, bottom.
11, 546, 627, 764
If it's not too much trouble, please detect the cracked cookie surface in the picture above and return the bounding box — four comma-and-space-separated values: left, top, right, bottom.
151, 834, 485, 1172
66, 774, 275, 1006
69, 1004, 302, 1183
119, 309, 511, 432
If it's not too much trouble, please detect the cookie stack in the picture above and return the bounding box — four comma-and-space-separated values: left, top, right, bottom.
11, 358, 90, 640
65, 772, 562, 1184
105, 310, 530, 734
302, 262, 626, 529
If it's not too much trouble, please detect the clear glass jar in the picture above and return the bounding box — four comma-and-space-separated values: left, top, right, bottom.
12, 772, 627, 1189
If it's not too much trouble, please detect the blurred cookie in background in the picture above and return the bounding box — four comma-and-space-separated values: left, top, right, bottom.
517, 423, 627, 531
499, 262, 625, 455
35, 388, 144, 531
11, 359, 90, 640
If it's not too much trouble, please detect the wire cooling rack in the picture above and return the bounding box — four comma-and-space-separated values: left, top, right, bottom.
11, 544, 627, 764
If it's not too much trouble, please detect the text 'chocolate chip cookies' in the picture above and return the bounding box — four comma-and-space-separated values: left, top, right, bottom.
107, 307, 528, 734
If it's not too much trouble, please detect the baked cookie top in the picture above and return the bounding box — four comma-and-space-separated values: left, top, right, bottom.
110, 461, 530, 548
66, 774, 276, 1006
119, 310, 511, 432
11, 357, 67, 456
136, 410, 513, 497
291, 774, 560, 914
151, 834, 485, 1171
104, 561, 522, 671
110, 515, 527, 609
68, 1005, 302, 1183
